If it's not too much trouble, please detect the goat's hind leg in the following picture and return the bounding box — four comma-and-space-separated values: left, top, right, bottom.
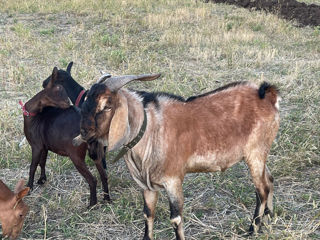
165, 179, 185, 240
247, 160, 272, 234
37, 149, 48, 185
27, 147, 45, 190
143, 190, 158, 240
263, 165, 274, 220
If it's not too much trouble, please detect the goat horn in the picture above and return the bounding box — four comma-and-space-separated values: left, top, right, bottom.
103, 73, 161, 92
97, 73, 112, 84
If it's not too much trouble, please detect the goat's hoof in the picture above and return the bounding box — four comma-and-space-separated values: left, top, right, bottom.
103, 195, 112, 203
37, 177, 47, 185
247, 224, 261, 236
248, 225, 254, 236
88, 200, 98, 208
26, 184, 34, 193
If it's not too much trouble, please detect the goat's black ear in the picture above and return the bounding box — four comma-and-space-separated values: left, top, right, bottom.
47, 67, 58, 88
66, 62, 73, 74
52, 67, 58, 82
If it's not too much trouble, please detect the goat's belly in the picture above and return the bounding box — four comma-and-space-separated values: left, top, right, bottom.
49, 148, 68, 156
186, 152, 240, 173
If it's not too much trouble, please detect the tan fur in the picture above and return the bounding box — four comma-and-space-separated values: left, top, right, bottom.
84, 81, 280, 238
0, 179, 29, 240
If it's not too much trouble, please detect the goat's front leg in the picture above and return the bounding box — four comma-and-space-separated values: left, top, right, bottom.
165, 179, 185, 240
143, 190, 158, 240
94, 158, 111, 202
248, 161, 272, 234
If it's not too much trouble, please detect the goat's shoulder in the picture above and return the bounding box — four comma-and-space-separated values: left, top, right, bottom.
131, 89, 185, 109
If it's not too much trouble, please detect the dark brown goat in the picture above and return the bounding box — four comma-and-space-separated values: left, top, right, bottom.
0, 179, 29, 240
73, 74, 280, 239
42, 62, 108, 169
23, 67, 109, 207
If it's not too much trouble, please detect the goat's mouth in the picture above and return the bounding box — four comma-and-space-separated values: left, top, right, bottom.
2, 228, 13, 239
72, 134, 86, 146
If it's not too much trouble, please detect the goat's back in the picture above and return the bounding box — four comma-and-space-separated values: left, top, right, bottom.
30, 107, 86, 156
160, 83, 279, 174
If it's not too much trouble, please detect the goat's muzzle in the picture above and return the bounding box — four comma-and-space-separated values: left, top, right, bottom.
72, 134, 86, 146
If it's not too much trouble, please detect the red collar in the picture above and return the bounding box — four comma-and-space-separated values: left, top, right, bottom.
75, 90, 86, 107
19, 100, 37, 117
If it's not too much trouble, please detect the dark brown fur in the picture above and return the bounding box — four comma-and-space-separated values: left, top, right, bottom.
24, 67, 110, 207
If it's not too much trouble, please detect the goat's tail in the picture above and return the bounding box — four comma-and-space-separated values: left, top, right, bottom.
258, 82, 280, 109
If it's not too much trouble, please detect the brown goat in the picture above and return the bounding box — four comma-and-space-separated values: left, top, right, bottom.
0, 179, 29, 240
73, 74, 280, 239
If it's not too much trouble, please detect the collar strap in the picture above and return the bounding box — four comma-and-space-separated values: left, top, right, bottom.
19, 100, 36, 117
112, 109, 147, 163
75, 89, 86, 107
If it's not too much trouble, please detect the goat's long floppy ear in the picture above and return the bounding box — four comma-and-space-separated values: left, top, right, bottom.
46, 67, 58, 88
66, 62, 73, 74
108, 92, 130, 151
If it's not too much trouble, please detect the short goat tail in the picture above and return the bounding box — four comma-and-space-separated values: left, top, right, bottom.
258, 82, 280, 109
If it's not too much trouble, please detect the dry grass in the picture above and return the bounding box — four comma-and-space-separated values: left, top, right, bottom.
0, 0, 319, 239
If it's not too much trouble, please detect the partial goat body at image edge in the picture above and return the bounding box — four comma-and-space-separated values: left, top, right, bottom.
0, 179, 30, 240
73, 74, 280, 240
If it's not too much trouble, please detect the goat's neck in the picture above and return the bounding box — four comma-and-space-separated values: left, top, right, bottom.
24, 91, 46, 116
63, 79, 85, 105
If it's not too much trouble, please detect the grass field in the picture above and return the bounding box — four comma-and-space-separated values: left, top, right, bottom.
0, 0, 319, 239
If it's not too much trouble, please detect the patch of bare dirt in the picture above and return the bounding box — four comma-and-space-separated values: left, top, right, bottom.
206, 0, 320, 27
